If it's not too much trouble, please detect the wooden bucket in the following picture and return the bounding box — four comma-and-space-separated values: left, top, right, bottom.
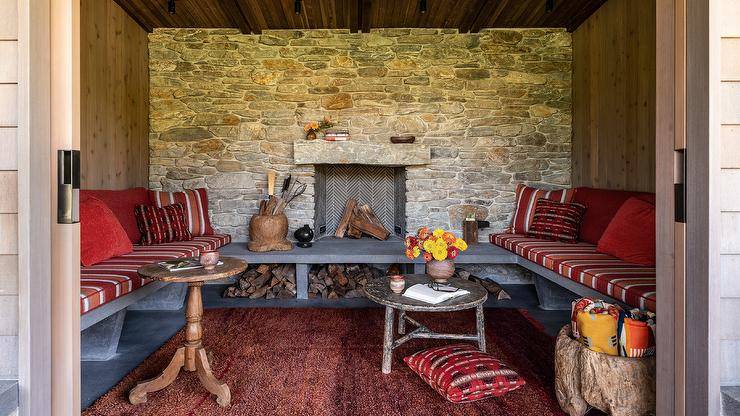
247, 213, 293, 252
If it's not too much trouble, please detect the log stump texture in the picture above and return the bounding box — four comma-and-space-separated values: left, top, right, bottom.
554, 325, 656, 416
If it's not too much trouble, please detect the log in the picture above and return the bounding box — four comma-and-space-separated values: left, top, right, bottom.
349, 204, 390, 240
554, 325, 656, 416
335, 199, 358, 238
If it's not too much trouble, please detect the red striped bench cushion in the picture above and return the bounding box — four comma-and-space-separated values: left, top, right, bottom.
490, 233, 656, 312
80, 234, 231, 315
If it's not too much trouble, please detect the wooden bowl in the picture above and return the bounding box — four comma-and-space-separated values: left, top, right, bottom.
390, 136, 416, 144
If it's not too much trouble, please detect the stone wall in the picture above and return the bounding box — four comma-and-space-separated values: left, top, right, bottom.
149, 28, 572, 243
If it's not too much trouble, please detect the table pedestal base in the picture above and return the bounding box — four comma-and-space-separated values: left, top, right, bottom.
381, 304, 486, 374
128, 282, 230, 407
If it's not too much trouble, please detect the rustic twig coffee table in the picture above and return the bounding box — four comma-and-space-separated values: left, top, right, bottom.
129, 257, 247, 407
364, 274, 488, 374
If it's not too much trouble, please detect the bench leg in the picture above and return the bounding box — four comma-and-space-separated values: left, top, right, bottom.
128, 283, 188, 311
296, 264, 309, 299
533, 275, 577, 310
81, 309, 127, 361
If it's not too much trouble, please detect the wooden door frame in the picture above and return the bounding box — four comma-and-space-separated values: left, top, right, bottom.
16, 0, 81, 414
656, 0, 722, 414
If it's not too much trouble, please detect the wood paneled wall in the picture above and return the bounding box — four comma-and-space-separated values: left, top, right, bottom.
81, 0, 149, 189
571, 0, 656, 192
718, 0, 740, 386
0, 0, 18, 381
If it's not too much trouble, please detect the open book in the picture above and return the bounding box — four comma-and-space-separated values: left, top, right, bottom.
402, 283, 469, 304
158, 259, 223, 272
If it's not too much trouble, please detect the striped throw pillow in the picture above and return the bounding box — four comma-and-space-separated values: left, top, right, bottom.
134, 203, 193, 245
527, 198, 586, 242
148, 189, 214, 236
509, 184, 575, 234
404, 344, 525, 403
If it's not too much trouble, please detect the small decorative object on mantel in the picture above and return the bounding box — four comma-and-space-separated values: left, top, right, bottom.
390, 135, 415, 144
389, 275, 405, 294
294, 224, 314, 248
303, 116, 334, 140
462, 214, 478, 245
248, 171, 307, 252
405, 227, 468, 284
323, 129, 350, 141
199, 250, 220, 271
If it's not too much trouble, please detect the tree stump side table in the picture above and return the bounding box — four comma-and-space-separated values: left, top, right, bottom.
554, 325, 656, 416
128, 257, 247, 407
364, 275, 488, 374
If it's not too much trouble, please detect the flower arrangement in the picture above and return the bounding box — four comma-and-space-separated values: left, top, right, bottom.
404, 227, 468, 262
303, 116, 334, 133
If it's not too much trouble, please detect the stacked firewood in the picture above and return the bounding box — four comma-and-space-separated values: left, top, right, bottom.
334, 199, 390, 240
308, 264, 383, 299
223, 264, 297, 299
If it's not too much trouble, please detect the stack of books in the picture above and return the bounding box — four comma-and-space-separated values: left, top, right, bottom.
323, 129, 351, 141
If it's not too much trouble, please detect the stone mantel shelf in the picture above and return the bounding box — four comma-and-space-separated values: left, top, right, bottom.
293, 141, 431, 166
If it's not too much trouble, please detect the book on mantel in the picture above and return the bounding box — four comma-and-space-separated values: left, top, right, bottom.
323, 129, 351, 142
402, 283, 469, 304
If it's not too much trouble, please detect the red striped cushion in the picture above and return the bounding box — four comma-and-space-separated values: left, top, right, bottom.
509, 184, 575, 234
527, 198, 586, 242
490, 233, 656, 312
149, 189, 214, 236
135, 204, 192, 245
80, 234, 231, 314
404, 344, 525, 403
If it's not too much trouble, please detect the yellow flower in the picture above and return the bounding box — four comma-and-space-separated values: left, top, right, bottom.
432, 247, 447, 261
453, 238, 468, 251
435, 238, 447, 250
412, 246, 421, 257
423, 239, 436, 252
433, 228, 445, 238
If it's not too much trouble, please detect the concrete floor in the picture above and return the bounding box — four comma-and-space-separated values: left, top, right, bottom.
81, 284, 571, 410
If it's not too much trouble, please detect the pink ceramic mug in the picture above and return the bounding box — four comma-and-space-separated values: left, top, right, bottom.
389, 275, 405, 294
199, 250, 220, 271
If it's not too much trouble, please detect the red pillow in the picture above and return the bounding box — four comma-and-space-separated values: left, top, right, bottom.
80, 195, 133, 266
135, 203, 193, 245
404, 344, 525, 403
509, 184, 575, 234
148, 189, 214, 236
81, 188, 149, 243
527, 198, 586, 242
572, 187, 655, 244
596, 198, 656, 266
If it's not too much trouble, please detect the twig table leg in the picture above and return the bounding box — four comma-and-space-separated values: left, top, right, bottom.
476, 304, 486, 352
398, 310, 406, 335
382, 306, 395, 374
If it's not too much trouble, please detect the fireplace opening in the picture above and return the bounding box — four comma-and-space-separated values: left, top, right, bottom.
314, 164, 406, 239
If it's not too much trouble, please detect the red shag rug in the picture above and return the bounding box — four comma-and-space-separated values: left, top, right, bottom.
84, 308, 566, 416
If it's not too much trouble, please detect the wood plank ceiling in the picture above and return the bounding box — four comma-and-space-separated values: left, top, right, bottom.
113, 0, 608, 33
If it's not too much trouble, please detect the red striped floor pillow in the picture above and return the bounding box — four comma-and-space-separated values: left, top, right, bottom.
510, 184, 575, 234
527, 198, 586, 242
134, 203, 193, 245
148, 188, 214, 236
404, 344, 525, 403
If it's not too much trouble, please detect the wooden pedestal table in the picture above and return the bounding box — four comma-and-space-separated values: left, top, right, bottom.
364, 275, 488, 374
129, 257, 248, 407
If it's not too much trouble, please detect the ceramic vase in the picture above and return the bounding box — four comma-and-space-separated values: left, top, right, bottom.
199, 250, 219, 271
426, 259, 455, 284
389, 275, 405, 294
294, 224, 314, 248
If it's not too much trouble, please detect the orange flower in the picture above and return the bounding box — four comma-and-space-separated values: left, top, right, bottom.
423, 252, 433, 262
442, 232, 457, 245
417, 226, 431, 240
405, 248, 415, 260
